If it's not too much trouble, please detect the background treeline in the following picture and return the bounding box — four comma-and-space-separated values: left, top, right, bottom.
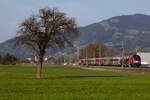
0, 53, 19, 65
79, 43, 116, 59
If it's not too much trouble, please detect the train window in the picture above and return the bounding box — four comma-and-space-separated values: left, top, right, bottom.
133, 55, 141, 60
113, 59, 118, 61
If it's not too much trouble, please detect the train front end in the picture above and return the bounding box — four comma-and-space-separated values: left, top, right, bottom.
131, 55, 141, 67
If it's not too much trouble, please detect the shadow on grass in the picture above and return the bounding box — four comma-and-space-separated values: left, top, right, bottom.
42, 75, 122, 80
17, 75, 122, 80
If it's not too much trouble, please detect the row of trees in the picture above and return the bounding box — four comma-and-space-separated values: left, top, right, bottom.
0, 53, 18, 65
79, 43, 115, 59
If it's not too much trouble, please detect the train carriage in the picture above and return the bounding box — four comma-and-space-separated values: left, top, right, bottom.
95, 58, 99, 65
79, 55, 141, 67
112, 57, 121, 65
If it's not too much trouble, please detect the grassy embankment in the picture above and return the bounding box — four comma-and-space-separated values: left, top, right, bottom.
0, 64, 150, 100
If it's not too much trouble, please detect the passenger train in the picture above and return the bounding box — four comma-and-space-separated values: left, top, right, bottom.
79, 55, 141, 67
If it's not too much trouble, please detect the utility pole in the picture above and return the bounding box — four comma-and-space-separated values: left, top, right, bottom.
135, 45, 137, 54
135, 45, 141, 54
99, 45, 101, 66
85, 47, 88, 66
77, 46, 80, 65
126, 44, 129, 56
63, 51, 65, 65
120, 41, 124, 68
86, 47, 88, 59
99, 45, 101, 57
93, 49, 95, 58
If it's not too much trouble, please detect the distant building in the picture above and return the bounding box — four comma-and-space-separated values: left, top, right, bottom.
26, 58, 32, 61
137, 52, 150, 67
35, 56, 38, 62
26, 58, 34, 64
35, 56, 48, 62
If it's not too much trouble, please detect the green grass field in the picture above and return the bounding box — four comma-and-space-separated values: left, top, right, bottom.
0, 65, 150, 100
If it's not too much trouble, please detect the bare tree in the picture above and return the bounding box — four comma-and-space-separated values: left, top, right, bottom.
15, 8, 79, 78
79, 43, 115, 58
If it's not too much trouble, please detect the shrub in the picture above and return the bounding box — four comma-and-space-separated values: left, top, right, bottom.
1, 53, 18, 65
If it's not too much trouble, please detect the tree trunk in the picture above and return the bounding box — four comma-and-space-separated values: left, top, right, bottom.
36, 61, 42, 79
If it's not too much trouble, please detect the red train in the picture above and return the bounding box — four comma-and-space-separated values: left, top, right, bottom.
79, 55, 141, 67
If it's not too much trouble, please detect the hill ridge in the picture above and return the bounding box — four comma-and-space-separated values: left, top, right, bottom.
1, 14, 150, 58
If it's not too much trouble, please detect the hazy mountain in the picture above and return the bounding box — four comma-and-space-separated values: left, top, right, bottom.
1, 14, 150, 58
0, 38, 35, 58
78, 14, 150, 49
0, 38, 59, 58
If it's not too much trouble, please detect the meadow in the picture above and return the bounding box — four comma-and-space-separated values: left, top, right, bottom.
0, 65, 150, 100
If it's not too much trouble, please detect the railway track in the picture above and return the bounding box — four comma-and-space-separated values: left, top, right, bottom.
83, 66, 150, 75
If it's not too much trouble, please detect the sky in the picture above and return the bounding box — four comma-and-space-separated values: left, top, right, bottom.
0, 0, 150, 42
